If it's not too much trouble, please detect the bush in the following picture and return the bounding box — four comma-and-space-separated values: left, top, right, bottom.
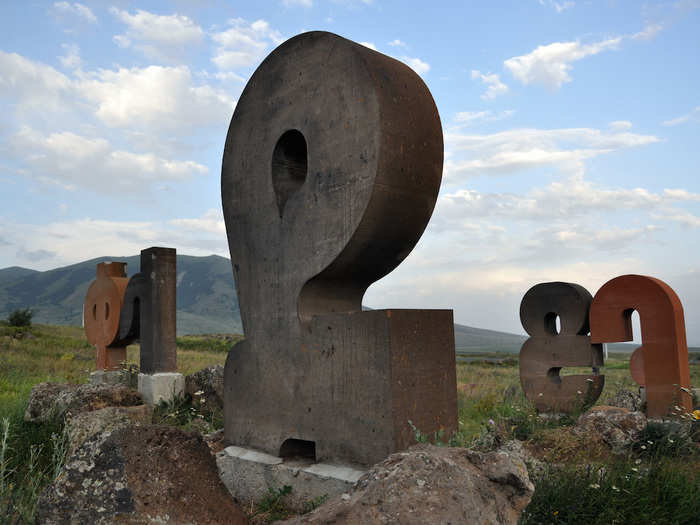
7, 309, 34, 327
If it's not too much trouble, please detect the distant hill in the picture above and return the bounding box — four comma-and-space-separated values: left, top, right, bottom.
0, 255, 241, 335
0, 255, 528, 349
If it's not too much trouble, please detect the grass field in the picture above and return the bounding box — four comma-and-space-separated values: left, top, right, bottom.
1, 323, 698, 523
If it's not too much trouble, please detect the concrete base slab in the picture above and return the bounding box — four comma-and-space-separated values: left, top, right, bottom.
138, 373, 184, 405
216, 445, 365, 511
89, 370, 124, 386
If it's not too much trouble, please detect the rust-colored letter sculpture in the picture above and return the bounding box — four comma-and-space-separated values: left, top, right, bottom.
221, 31, 457, 466
84, 262, 129, 371
519, 282, 604, 413
590, 274, 692, 417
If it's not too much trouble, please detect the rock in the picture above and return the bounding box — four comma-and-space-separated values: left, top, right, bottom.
36, 425, 248, 525
65, 405, 153, 456
24, 382, 143, 423
575, 405, 646, 452
281, 443, 534, 525
185, 365, 224, 414
607, 389, 643, 412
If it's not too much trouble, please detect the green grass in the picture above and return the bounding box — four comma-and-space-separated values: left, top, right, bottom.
1, 323, 699, 524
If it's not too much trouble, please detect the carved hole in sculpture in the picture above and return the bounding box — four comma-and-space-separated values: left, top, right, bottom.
92, 304, 97, 321
547, 367, 562, 385
104, 302, 109, 320
629, 309, 642, 343
279, 438, 316, 461
272, 129, 308, 218
544, 312, 561, 335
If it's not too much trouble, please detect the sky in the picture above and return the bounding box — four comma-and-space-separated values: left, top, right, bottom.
1, 1, 699, 343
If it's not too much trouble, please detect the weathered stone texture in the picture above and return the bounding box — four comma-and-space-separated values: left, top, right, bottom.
575, 405, 647, 453
36, 425, 248, 525
281, 443, 534, 525
24, 382, 143, 423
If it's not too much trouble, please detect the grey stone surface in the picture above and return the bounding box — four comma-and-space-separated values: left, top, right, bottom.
24, 382, 143, 423
89, 370, 125, 386
607, 388, 644, 412
281, 443, 534, 525
216, 445, 365, 512
575, 405, 647, 453
118, 247, 177, 374
36, 426, 248, 525
65, 405, 153, 456
138, 372, 184, 405
221, 31, 456, 467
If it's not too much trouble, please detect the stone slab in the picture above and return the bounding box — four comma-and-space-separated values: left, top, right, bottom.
216, 445, 365, 512
138, 372, 184, 405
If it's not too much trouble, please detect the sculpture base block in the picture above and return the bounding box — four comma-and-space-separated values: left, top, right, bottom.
216, 445, 365, 511
138, 372, 184, 405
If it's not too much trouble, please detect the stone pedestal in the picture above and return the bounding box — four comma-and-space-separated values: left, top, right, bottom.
138, 372, 184, 405
216, 445, 364, 511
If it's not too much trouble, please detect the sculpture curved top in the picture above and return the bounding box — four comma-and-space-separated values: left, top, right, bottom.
221, 31, 443, 330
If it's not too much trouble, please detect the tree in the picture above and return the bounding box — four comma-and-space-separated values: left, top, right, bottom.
7, 308, 33, 327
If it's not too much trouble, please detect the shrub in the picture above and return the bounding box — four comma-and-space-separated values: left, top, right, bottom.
7, 308, 34, 327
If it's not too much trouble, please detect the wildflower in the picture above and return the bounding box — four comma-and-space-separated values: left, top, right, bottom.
669, 439, 674, 443
674, 405, 682, 411
194, 390, 204, 396
692, 410, 700, 420
553, 511, 559, 516
589, 483, 600, 489
577, 390, 582, 395
586, 378, 594, 382
635, 459, 642, 465
640, 445, 646, 450
647, 440, 653, 445
488, 419, 495, 426
538, 393, 543, 397
631, 467, 638, 472
612, 485, 620, 492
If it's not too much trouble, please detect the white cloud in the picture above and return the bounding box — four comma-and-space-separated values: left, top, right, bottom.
9, 127, 207, 193
110, 8, 204, 62
662, 106, 700, 126
608, 120, 632, 131
504, 37, 621, 89
283, 0, 313, 6
388, 39, 407, 48
211, 18, 283, 71
53, 2, 97, 23
539, 0, 575, 13
0, 51, 72, 112
631, 23, 663, 40
59, 43, 82, 70
76, 65, 235, 132
444, 126, 659, 180
471, 70, 508, 99
169, 209, 225, 234
401, 56, 430, 75
359, 41, 377, 50
454, 110, 515, 126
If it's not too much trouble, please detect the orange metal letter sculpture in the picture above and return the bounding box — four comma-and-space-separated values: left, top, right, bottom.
589, 274, 692, 417
83, 262, 129, 371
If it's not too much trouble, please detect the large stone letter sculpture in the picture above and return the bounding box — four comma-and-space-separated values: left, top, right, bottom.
221, 31, 457, 466
84, 262, 129, 372
118, 247, 182, 404
519, 282, 604, 413
589, 274, 692, 417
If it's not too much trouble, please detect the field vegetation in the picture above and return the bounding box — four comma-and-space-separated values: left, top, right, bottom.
0, 323, 698, 523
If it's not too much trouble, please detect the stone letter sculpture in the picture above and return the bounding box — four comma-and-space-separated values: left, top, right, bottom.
118, 247, 181, 404
221, 31, 457, 466
84, 262, 129, 371
519, 282, 604, 413
590, 274, 692, 417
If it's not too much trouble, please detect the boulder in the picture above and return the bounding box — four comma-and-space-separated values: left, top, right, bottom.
575, 405, 646, 452
282, 443, 533, 525
607, 389, 643, 412
36, 425, 248, 525
24, 382, 143, 423
65, 405, 153, 456
185, 365, 224, 414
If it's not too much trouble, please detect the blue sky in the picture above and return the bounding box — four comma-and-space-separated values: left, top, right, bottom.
1, 1, 699, 342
